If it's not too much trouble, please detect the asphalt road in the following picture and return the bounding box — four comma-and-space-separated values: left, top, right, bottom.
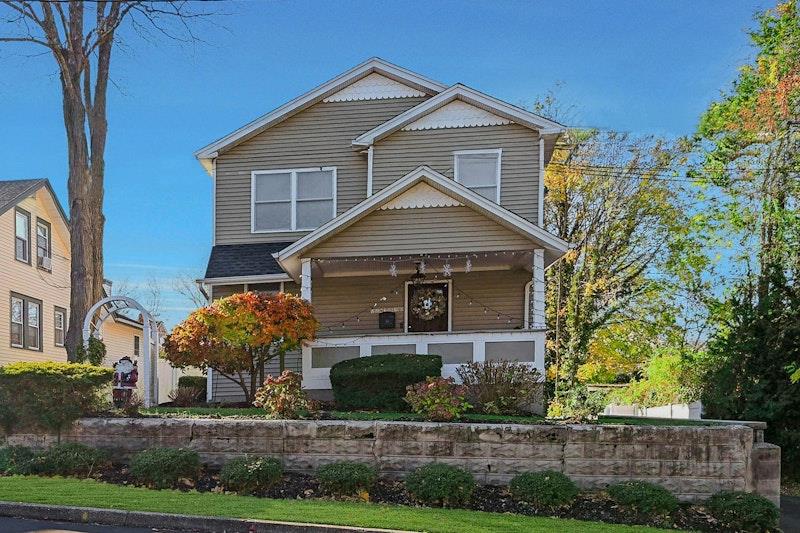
0, 517, 186, 533
783, 495, 800, 533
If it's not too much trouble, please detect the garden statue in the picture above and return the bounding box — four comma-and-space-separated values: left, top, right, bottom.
112, 356, 138, 407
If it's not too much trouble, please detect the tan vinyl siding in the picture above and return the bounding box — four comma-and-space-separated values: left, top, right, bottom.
210, 284, 244, 300
372, 124, 541, 223
0, 190, 70, 366
308, 206, 535, 258
215, 97, 427, 245
314, 269, 530, 337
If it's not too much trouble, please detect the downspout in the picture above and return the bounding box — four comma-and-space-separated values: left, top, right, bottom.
538, 136, 545, 227
367, 146, 374, 197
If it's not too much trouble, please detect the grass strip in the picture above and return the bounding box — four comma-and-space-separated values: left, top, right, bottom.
0, 476, 670, 533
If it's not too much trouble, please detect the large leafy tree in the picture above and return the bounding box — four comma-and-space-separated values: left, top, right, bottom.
163, 292, 318, 403
693, 0, 800, 478
0, 1, 210, 357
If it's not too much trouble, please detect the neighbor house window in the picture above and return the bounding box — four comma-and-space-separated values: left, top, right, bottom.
454, 149, 501, 202
36, 219, 51, 271
134, 335, 140, 356
14, 208, 30, 263
54, 307, 66, 347
10, 293, 42, 351
251, 168, 336, 232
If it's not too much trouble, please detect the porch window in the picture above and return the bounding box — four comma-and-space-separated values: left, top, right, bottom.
36, 219, 52, 271
454, 149, 501, 202
10, 293, 42, 351
14, 208, 30, 263
252, 168, 336, 232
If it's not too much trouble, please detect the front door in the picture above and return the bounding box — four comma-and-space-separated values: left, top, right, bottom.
407, 282, 450, 332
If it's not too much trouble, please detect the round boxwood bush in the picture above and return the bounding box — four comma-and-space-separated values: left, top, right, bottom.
330, 353, 442, 411
607, 480, 678, 516
0, 445, 36, 475
129, 448, 200, 489
706, 491, 779, 532
405, 463, 476, 507
316, 461, 377, 496
32, 442, 110, 477
220, 456, 283, 494
510, 470, 579, 508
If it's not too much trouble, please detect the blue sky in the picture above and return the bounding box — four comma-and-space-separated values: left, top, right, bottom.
0, 0, 770, 326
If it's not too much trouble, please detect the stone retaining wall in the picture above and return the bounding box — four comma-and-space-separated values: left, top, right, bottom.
1, 418, 781, 504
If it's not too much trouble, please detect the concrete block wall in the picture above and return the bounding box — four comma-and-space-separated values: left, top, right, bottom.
1, 418, 780, 505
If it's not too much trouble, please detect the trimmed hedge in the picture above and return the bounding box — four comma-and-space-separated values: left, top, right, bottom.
405, 463, 476, 507
330, 354, 442, 411
220, 456, 283, 494
607, 480, 678, 516
317, 461, 377, 496
32, 443, 110, 477
706, 491, 779, 532
0, 362, 113, 434
510, 470, 579, 508
130, 448, 200, 489
177, 375, 207, 403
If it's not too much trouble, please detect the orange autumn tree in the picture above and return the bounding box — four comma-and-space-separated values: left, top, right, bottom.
163, 292, 318, 403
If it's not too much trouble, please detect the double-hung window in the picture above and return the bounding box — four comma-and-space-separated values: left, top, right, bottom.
10, 293, 42, 351
134, 335, 141, 357
36, 219, 52, 271
251, 168, 336, 232
14, 208, 30, 263
54, 307, 66, 347
453, 149, 502, 203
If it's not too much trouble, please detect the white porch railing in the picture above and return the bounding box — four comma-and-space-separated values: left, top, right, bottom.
302, 329, 545, 390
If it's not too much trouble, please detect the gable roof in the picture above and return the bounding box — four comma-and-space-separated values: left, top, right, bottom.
203, 242, 294, 281
0, 178, 70, 228
353, 84, 566, 147
276, 165, 570, 278
194, 58, 447, 172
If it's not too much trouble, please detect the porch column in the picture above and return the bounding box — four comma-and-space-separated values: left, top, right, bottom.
531, 249, 546, 329
301, 258, 312, 302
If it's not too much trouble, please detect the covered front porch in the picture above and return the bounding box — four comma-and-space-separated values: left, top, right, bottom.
297, 250, 547, 391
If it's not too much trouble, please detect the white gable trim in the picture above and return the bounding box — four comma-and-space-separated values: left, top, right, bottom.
402, 100, 512, 130
195, 58, 446, 171
276, 165, 570, 277
380, 182, 464, 210
353, 84, 565, 146
323, 73, 426, 102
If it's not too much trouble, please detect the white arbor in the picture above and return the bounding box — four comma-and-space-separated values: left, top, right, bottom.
82, 295, 161, 407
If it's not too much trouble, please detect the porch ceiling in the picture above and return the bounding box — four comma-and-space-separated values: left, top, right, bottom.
311, 250, 533, 278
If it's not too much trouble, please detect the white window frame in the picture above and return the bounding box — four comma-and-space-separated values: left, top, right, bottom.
14, 208, 30, 264
404, 279, 453, 333
453, 148, 502, 203
54, 307, 66, 347
250, 167, 337, 233
27, 300, 40, 351
36, 218, 52, 271
134, 335, 141, 357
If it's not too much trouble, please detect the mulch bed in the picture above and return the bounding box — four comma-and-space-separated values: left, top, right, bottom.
91, 465, 723, 531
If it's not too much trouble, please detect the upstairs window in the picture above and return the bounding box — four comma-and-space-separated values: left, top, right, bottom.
454, 149, 502, 203
14, 208, 30, 263
36, 219, 52, 271
134, 335, 141, 357
252, 168, 336, 232
54, 307, 66, 347
10, 293, 42, 351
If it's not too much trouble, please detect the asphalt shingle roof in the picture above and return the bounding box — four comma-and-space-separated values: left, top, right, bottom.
204, 242, 293, 279
0, 179, 46, 216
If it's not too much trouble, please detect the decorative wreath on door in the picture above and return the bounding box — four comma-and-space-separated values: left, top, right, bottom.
410, 287, 446, 321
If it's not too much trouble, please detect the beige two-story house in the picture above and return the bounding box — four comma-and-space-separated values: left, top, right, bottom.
196, 58, 569, 402
0, 179, 177, 399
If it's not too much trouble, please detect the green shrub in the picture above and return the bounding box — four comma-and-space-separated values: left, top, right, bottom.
253, 370, 309, 419
405, 463, 476, 507
706, 491, 779, 532
220, 456, 283, 494
547, 384, 606, 422
168, 386, 203, 408
74, 336, 107, 366
330, 354, 441, 411
607, 480, 678, 516
0, 445, 36, 475
316, 461, 377, 496
32, 443, 109, 477
456, 361, 543, 414
510, 470, 579, 508
177, 375, 207, 403
129, 448, 200, 489
404, 376, 471, 422
0, 362, 113, 435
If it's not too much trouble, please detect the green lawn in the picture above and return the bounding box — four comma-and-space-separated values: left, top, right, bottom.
0, 476, 670, 533
141, 406, 715, 426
